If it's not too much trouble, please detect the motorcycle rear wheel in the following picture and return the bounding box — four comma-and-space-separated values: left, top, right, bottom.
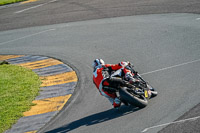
119, 87, 148, 108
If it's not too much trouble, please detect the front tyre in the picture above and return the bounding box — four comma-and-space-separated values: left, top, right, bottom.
147, 84, 158, 98
119, 87, 148, 108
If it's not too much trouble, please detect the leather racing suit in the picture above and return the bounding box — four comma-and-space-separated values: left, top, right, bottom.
93, 62, 132, 108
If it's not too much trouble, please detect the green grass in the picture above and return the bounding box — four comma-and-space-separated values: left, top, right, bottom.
0, 0, 26, 6
0, 64, 41, 133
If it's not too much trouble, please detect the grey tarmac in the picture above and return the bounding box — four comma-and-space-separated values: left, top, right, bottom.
0, 13, 200, 133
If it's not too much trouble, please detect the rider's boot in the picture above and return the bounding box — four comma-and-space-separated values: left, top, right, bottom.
113, 97, 121, 110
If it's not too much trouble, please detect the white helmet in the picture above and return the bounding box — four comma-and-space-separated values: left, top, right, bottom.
92, 59, 105, 69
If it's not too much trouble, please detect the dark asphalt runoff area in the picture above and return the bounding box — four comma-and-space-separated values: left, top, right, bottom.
0, 0, 200, 31
0, 0, 200, 133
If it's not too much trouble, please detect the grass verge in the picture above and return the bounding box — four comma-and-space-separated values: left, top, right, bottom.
0, 0, 26, 6
0, 64, 41, 133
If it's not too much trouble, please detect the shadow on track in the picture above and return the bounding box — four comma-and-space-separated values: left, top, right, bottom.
45, 105, 140, 133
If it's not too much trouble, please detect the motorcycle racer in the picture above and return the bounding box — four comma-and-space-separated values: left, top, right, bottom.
92, 59, 134, 109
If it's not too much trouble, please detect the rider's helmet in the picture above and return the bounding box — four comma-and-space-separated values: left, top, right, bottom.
92, 59, 105, 69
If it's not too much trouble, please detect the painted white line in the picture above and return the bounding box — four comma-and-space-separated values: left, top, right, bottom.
49, 0, 58, 3
141, 115, 200, 132
0, 29, 55, 46
15, 3, 45, 13
140, 58, 200, 76
14, 0, 57, 14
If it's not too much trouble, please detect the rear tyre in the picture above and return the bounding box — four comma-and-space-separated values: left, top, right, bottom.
119, 87, 148, 108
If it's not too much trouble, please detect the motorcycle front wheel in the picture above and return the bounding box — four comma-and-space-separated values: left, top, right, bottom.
119, 87, 148, 108
147, 84, 158, 97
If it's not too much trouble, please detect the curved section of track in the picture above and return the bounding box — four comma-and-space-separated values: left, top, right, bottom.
0, 13, 200, 133
0, 55, 77, 133
0, 0, 200, 31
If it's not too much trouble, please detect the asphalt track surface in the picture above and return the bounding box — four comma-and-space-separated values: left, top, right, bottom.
0, 0, 200, 31
0, 0, 200, 133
